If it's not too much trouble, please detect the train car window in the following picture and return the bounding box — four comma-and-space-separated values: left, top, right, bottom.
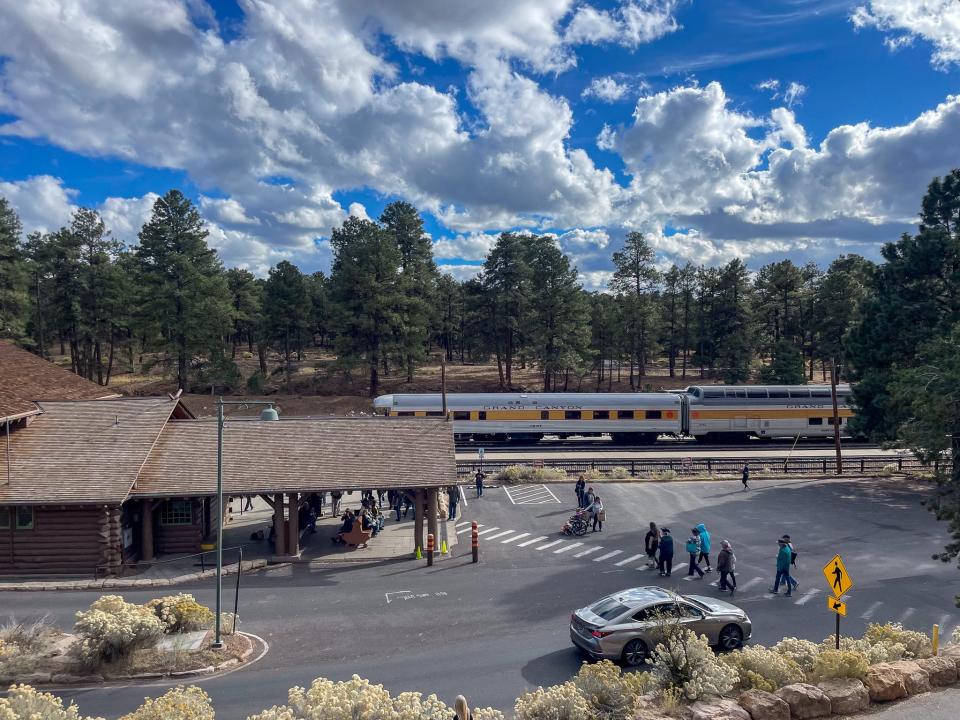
808, 417, 823, 425
565, 410, 581, 420
593, 410, 610, 420
810, 390, 831, 397
397, 411, 414, 417
645, 410, 662, 420
789, 389, 811, 398
827, 417, 844, 425
453, 411, 470, 421
703, 389, 724, 398
426, 411, 445, 417
734, 389, 747, 398
768, 389, 788, 398
747, 389, 768, 398
617, 410, 634, 419
541, 410, 549, 420
478, 411, 487, 420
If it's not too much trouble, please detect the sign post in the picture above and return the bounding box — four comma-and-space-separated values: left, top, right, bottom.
823, 554, 853, 649
478, 447, 484, 473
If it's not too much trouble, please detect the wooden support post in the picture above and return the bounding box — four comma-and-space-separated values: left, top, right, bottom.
287, 492, 299, 557
140, 499, 155, 562
273, 493, 286, 556
427, 488, 439, 553
414, 488, 425, 554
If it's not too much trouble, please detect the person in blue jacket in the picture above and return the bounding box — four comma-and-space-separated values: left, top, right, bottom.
685, 531, 704, 578
770, 538, 797, 596
658, 528, 674, 577
695, 523, 712, 572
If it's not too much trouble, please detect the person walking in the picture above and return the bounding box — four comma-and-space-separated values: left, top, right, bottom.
243, 496, 254, 511
771, 538, 795, 596
575, 475, 586, 508
717, 540, 737, 595
695, 523, 712, 572
782, 534, 799, 591
331, 490, 342, 517
658, 528, 674, 577
475, 469, 484, 498
583, 486, 595, 511
686, 531, 704, 578
392, 491, 403, 522
644, 522, 660, 568
742, 463, 750, 490
447, 486, 460, 520
589, 495, 604, 532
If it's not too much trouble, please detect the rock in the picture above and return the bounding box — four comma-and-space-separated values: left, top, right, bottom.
50, 673, 103, 684
865, 664, 908, 702
775, 683, 832, 719
816, 678, 869, 715
737, 689, 790, 720
937, 645, 960, 674
886, 660, 932, 695
682, 698, 751, 720
917, 656, 958, 686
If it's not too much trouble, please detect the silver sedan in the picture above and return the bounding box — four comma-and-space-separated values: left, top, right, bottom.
570, 586, 752, 666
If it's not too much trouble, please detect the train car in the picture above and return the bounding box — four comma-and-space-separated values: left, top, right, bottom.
682, 384, 854, 441
372, 392, 683, 443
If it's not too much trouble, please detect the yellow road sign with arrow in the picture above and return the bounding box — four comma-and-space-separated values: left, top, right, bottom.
827, 596, 847, 616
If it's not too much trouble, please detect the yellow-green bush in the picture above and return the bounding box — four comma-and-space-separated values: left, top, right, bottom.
864, 622, 932, 659
651, 470, 678, 482
607, 466, 631, 479
495, 465, 567, 484
812, 649, 870, 681
515, 682, 590, 720
146, 594, 214, 634
0, 684, 99, 720
73, 595, 164, 667
571, 660, 638, 720
648, 630, 739, 701
721, 645, 804, 692
118, 686, 214, 720
772, 637, 821, 673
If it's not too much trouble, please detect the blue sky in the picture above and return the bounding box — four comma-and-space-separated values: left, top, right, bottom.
1, 0, 958, 286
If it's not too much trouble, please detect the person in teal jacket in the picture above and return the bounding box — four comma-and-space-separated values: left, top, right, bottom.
770, 538, 798, 596
695, 523, 712, 572
685, 533, 704, 578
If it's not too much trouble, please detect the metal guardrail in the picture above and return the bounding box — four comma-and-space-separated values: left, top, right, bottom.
456, 455, 946, 478
97, 544, 247, 579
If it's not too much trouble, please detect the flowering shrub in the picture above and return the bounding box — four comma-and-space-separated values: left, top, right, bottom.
146, 594, 214, 634
772, 637, 821, 673
0, 684, 98, 720
119, 686, 214, 720
606, 466, 631, 479
721, 645, 804, 692
495, 465, 568, 484
514, 682, 590, 720
73, 595, 164, 667
864, 622, 932, 659
953, 626, 960, 644
647, 629, 739, 701
823, 636, 908, 664
571, 660, 639, 720
651, 470, 678, 482
812, 649, 870, 681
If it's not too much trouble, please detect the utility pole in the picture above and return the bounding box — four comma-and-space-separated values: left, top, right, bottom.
830, 358, 842, 475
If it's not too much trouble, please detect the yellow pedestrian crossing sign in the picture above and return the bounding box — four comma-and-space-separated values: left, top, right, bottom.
827, 596, 847, 616
823, 554, 853, 597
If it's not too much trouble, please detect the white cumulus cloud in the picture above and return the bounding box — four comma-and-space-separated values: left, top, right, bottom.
852, 1, 960, 69
582, 76, 631, 102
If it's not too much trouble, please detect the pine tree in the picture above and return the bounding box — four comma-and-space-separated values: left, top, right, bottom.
483, 233, 532, 388
226, 268, 263, 359
134, 190, 232, 390
0, 197, 27, 341
262, 260, 311, 385
714, 259, 754, 383
610, 231, 660, 388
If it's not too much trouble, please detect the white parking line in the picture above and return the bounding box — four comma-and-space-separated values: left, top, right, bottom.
615, 553, 645, 567
485, 529, 515, 541
516, 536, 548, 547
554, 543, 583, 554
476, 527, 501, 536
795, 589, 822, 606
899, 607, 916, 624
860, 601, 883, 620
574, 546, 603, 558
501, 532, 530, 544
457, 524, 479, 535
458, 485, 468, 507
455, 521, 471, 529
594, 550, 623, 562
537, 540, 564, 551
503, 484, 562, 505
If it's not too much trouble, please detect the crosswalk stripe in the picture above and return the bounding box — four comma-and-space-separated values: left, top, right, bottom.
516, 536, 548, 547
574, 546, 602, 558
795, 589, 821, 605
739, 577, 764, 591
861, 601, 883, 620
476, 527, 500, 536
501, 532, 530, 544
594, 550, 623, 562
554, 543, 583, 554
485, 529, 515, 541
615, 553, 645, 567
455, 521, 471, 528
900, 607, 916, 623
537, 540, 564, 551
457, 525, 479, 535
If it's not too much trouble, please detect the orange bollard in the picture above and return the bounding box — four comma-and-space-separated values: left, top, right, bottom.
427, 532, 435, 566
471, 521, 479, 563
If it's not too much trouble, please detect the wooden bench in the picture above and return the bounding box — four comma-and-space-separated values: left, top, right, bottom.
341, 520, 373, 548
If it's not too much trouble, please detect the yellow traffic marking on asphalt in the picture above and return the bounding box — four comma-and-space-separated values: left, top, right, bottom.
823, 554, 853, 597
828, 596, 847, 616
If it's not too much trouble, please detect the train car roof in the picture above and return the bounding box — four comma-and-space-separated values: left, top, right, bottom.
683, 384, 852, 392
373, 392, 680, 408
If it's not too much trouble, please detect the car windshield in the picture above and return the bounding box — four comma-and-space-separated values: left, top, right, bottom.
683, 597, 712, 612
590, 597, 630, 621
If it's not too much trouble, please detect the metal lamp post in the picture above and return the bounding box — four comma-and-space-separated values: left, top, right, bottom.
213, 397, 278, 648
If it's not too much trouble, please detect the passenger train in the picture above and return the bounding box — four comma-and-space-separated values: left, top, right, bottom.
373, 385, 855, 443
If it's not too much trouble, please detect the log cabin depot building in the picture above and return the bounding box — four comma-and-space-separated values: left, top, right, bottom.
0, 342, 457, 576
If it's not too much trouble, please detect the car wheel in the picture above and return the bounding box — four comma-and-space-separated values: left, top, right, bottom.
718, 624, 744, 651
621, 639, 648, 667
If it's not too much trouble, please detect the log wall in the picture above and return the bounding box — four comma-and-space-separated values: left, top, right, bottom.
0, 505, 115, 575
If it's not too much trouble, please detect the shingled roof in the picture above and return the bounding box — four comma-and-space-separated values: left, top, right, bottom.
0, 341, 117, 421
132, 416, 457, 497
0, 396, 190, 505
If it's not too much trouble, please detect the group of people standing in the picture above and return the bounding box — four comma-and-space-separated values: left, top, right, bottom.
574, 477, 605, 532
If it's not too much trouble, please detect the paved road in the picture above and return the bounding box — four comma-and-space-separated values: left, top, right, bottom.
3, 476, 959, 719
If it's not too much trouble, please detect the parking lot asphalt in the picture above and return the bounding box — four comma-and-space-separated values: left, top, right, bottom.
3, 476, 959, 719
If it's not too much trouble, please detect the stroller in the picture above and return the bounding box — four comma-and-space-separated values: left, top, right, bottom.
561, 509, 590, 536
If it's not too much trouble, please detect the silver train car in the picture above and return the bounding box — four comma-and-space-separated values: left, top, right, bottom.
373, 384, 854, 443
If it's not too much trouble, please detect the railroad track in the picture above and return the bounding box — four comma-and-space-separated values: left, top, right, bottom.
456, 440, 880, 453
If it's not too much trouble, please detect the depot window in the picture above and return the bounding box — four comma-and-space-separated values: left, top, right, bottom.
617, 410, 634, 420
593, 410, 610, 420
159, 500, 193, 526
0, 507, 8, 529
565, 410, 581, 420
11, 506, 35, 530
453, 411, 470, 421
645, 410, 662, 420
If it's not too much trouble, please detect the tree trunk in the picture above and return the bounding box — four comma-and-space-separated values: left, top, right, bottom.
284, 328, 291, 386
369, 361, 379, 398
105, 335, 115, 386
95, 341, 104, 385
406, 354, 413, 383
495, 352, 504, 387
